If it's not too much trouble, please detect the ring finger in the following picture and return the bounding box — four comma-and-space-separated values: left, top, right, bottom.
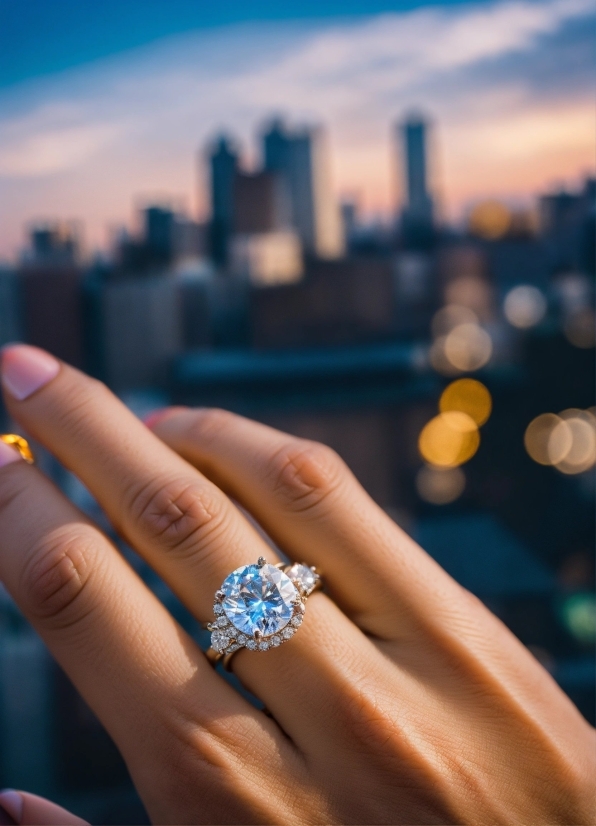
1, 346, 386, 750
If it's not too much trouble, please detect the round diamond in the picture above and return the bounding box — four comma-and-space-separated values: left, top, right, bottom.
291, 614, 303, 627
211, 630, 230, 653
258, 640, 270, 651
282, 627, 295, 640
246, 639, 257, 650
237, 633, 248, 644
213, 604, 224, 615
286, 563, 319, 595
221, 563, 297, 637
270, 635, 281, 646
216, 616, 229, 628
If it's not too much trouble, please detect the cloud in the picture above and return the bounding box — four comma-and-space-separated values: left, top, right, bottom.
0, 0, 593, 256
0, 120, 121, 177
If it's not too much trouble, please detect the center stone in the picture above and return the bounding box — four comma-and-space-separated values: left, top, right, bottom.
221, 563, 297, 637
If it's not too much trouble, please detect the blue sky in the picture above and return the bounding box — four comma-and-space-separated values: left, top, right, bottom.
0, 0, 594, 258
0, 1, 480, 87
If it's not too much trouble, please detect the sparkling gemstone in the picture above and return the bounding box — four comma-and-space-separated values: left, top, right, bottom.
258, 641, 270, 651
221, 563, 297, 637
213, 604, 224, 615
286, 563, 319, 595
216, 616, 229, 628
227, 643, 241, 653
246, 639, 257, 650
282, 627, 295, 640
291, 614, 303, 627
237, 633, 248, 644
270, 635, 281, 647
211, 630, 230, 653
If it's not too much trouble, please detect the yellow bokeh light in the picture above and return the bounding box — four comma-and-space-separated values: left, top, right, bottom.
418, 411, 480, 468
469, 200, 511, 240
443, 323, 492, 371
439, 378, 492, 426
416, 465, 466, 505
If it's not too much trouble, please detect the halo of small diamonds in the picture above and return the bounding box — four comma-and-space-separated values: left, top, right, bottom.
209, 559, 320, 658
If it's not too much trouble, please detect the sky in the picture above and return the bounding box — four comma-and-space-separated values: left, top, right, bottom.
0, 0, 594, 259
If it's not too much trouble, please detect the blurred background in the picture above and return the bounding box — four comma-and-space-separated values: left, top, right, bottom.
0, 0, 594, 822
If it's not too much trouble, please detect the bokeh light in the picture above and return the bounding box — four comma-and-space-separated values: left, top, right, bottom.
439, 378, 492, 426
554, 409, 596, 474
431, 304, 478, 338
524, 410, 596, 473
468, 200, 511, 239
418, 411, 480, 467
443, 322, 492, 371
524, 413, 570, 465
415, 465, 466, 504
564, 309, 596, 348
503, 285, 547, 329
559, 594, 596, 645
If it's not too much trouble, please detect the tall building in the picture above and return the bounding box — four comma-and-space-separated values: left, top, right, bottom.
99, 276, 182, 390
233, 170, 290, 234
397, 114, 434, 243
0, 267, 21, 347
143, 206, 174, 264
26, 222, 80, 266
17, 226, 85, 367
207, 136, 238, 265
262, 120, 344, 259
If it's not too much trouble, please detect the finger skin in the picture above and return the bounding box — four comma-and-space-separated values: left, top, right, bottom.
1, 354, 397, 757
0, 459, 290, 825
149, 407, 461, 638
2, 791, 88, 825
2, 358, 278, 620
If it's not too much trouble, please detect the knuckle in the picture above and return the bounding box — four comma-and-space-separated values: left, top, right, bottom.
20, 526, 99, 630
267, 439, 344, 513
127, 477, 228, 556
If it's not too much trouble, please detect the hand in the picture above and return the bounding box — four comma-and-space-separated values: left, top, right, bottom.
0, 345, 594, 825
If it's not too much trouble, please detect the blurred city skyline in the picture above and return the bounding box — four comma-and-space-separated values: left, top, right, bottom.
0, 0, 594, 260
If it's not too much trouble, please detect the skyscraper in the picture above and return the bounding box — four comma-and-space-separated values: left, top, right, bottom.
398, 114, 434, 242
208, 135, 238, 265
144, 205, 175, 264
262, 120, 344, 259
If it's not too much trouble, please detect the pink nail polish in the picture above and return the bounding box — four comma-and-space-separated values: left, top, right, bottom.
0, 791, 22, 825
143, 407, 186, 428
143, 408, 170, 429
0, 441, 23, 469
1, 345, 60, 401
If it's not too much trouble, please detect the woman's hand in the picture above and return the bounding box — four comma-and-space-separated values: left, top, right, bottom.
0, 345, 594, 825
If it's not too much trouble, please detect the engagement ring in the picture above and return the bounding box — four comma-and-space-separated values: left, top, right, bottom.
206, 557, 322, 669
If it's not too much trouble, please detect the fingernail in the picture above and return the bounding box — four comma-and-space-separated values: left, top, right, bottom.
0, 791, 22, 825
143, 408, 170, 429
0, 441, 23, 469
143, 407, 186, 428
1, 345, 60, 401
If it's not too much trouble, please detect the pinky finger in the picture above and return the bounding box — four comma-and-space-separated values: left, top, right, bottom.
0, 790, 88, 826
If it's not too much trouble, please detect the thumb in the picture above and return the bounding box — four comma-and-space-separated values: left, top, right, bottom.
0, 791, 88, 826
